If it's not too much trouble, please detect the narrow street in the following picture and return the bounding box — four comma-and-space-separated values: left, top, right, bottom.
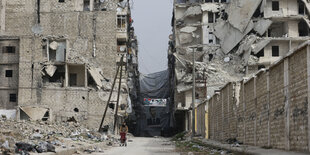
103, 137, 179, 155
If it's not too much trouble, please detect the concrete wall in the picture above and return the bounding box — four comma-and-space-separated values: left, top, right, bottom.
264, 0, 299, 18
0, 0, 122, 129
207, 43, 310, 152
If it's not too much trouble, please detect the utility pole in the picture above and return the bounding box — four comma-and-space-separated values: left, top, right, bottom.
191, 47, 196, 138
98, 55, 124, 132
113, 55, 124, 134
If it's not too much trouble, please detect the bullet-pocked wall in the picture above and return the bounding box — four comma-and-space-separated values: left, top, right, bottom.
0, 0, 125, 129
207, 41, 310, 152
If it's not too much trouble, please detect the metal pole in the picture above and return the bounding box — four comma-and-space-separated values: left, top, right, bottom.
98, 55, 123, 132
192, 47, 196, 138
113, 56, 124, 134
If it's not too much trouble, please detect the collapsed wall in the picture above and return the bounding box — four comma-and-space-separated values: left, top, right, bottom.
171, 0, 310, 109
0, 0, 137, 130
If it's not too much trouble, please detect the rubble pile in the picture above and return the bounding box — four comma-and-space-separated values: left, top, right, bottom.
0, 118, 116, 154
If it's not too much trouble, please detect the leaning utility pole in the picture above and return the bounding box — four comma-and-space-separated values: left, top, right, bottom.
113, 56, 124, 134
191, 47, 196, 138
98, 55, 123, 132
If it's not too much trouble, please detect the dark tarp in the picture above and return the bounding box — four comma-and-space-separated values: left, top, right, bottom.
132, 70, 175, 137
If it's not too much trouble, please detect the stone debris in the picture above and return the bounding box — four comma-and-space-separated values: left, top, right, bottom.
0, 118, 124, 154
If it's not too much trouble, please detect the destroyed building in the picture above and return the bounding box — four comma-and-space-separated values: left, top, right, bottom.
0, 0, 138, 130
170, 0, 310, 131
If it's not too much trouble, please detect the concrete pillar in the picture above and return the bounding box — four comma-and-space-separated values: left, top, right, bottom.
254, 77, 257, 146
284, 58, 290, 150
221, 92, 224, 141
267, 71, 271, 147
306, 45, 310, 152
65, 64, 68, 87
90, 0, 94, 11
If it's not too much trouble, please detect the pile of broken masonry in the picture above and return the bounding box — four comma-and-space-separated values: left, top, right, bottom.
0, 117, 119, 154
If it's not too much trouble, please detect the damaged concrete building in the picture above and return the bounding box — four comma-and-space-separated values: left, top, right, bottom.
170, 0, 310, 131
0, 0, 138, 129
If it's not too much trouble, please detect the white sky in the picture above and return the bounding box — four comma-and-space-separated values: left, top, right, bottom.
131, 0, 174, 74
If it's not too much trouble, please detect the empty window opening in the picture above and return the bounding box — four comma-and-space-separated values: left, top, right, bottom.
84, 0, 90, 11
268, 22, 286, 37
272, 1, 279, 11
5, 70, 13, 77
69, 73, 77, 86
74, 108, 79, 112
87, 72, 96, 87
3, 46, 16, 53
47, 40, 66, 62
117, 15, 127, 30
43, 65, 65, 86
298, 0, 306, 15
59, 0, 65, 2
272, 46, 279, 57
208, 12, 214, 23
117, 39, 127, 53
298, 21, 309, 37
258, 65, 266, 70
68, 65, 85, 87
9, 94, 17, 102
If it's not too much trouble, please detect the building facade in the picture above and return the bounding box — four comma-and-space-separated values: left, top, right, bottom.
0, 0, 137, 130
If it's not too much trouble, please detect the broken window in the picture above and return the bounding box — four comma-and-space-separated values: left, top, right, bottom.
208, 12, 214, 23
2, 46, 16, 53
272, 1, 279, 11
268, 22, 286, 37
46, 40, 66, 62
9, 94, 17, 102
117, 39, 127, 53
298, 0, 306, 15
298, 21, 309, 37
272, 46, 279, 57
117, 15, 127, 30
59, 0, 65, 2
68, 65, 85, 87
43, 65, 65, 86
84, 0, 90, 11
5, 70, 13, 77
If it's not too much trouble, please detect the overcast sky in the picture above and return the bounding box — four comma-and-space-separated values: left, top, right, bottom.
131, 0, 174, 74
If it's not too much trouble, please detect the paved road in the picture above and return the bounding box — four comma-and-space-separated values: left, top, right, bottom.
103, 137, 180, 155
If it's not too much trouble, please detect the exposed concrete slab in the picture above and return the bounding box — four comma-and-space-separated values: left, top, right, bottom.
254, 19, 272, 35
252, 39, 271, 54
179, 32, 194, 45
45, 65, 57, 77
201, 3, 222, 13
88, 67, 104, 89
226, 0, 262, 32
183, 6, 202, 18
180, 26, 197, 33
214, 20, 254, 54
20, 107, 48, 121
